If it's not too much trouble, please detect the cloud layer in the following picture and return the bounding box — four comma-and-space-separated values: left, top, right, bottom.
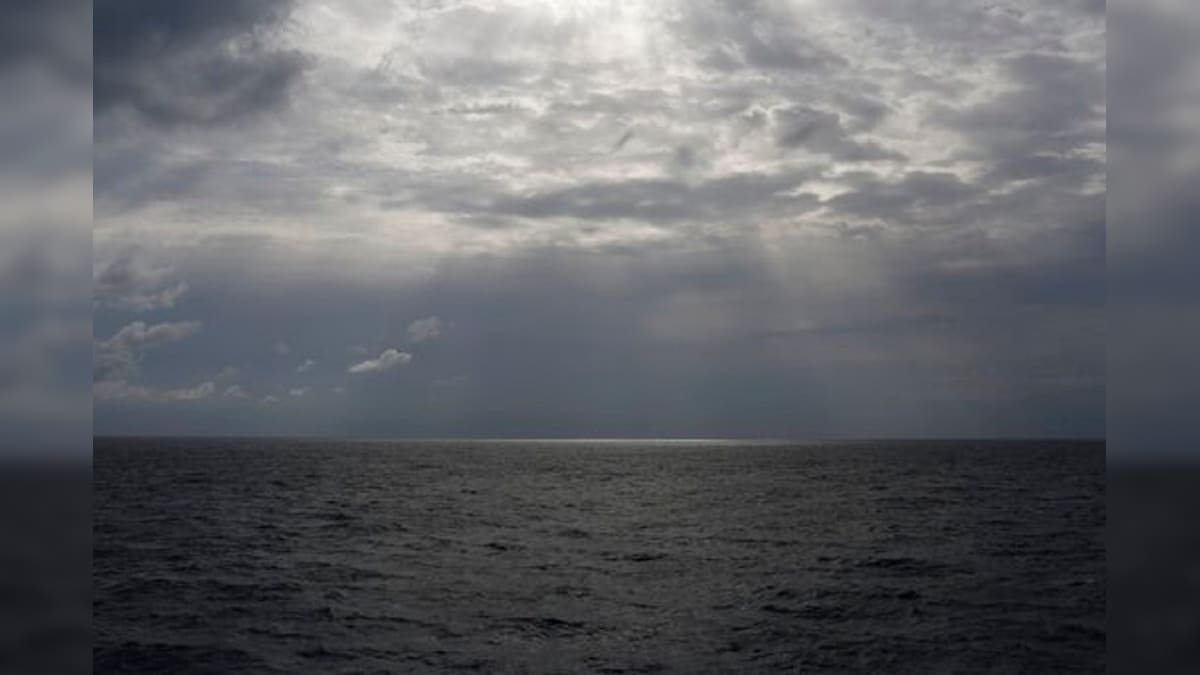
93, 0, 1105, 438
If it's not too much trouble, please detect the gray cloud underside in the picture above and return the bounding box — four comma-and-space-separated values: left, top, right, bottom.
94, 0, 305, 127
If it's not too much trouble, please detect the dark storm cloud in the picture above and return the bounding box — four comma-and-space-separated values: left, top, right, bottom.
94, 0, 305, 127
772, 106, 904, 161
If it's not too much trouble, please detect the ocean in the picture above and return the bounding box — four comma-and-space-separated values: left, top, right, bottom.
94, 438, 1105, 673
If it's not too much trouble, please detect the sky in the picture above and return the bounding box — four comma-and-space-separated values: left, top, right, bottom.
91, 0, 1107, 439
1107, 0, 1200, 456
0, 0, 92, 454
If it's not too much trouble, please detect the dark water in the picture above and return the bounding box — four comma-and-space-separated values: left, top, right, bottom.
94, 438, 1104, 673
1109, 465, 1200, 674
0, 464, 91, 675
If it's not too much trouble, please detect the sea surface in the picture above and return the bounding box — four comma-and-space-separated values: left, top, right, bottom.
94, 438, 1105, 673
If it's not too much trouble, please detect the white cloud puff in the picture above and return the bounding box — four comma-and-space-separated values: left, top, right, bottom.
348, 348, 412, 374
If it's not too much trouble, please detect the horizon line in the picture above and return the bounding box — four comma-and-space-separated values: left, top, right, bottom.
93, 433, 1106, 443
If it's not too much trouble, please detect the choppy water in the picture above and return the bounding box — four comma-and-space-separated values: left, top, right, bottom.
94, 438, 1104, 673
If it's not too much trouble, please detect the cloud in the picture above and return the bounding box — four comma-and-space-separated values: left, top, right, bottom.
90, 0, 1106, 439
772, 105, 904, 161
823, 171, 979, 227
296, 358, 316, 373
223, 384, 247, 398
934, 52, 1105, 183
99, 319, 202, 350
94, 0, 306, 127
273, 341, 291, 356
289, 386, 310, 397
348, 348, 412, 374
94, 380, 215, 403
449, 171, 822, 226
94, 320, 203, 382
93, 247, 189, 311
407, 317, 444, 344
93, 320, 207, 403
673, 0, 847, 73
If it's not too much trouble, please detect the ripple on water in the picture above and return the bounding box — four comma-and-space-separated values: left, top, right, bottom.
94, 438, 1105, 673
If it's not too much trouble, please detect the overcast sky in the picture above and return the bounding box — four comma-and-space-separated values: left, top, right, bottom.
92, 0, 1106, 438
